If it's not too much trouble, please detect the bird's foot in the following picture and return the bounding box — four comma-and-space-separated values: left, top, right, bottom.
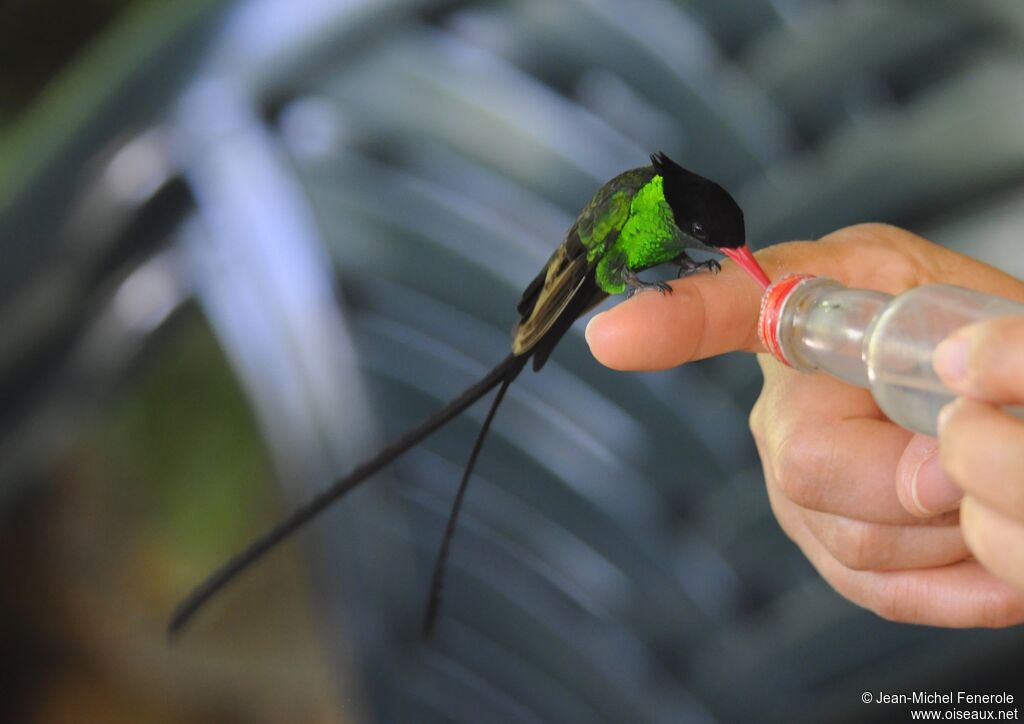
675, 258, 721, 279
624, 270, 673, 298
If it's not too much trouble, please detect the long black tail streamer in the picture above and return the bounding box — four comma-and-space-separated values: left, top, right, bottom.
422, 374, 514, 638
169, 354, 523, 637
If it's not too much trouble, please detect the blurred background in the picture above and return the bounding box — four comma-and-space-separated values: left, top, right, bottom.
2, 0, 1024, 722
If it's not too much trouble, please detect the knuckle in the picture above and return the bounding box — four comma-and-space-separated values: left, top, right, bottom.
829, 519, 881, 571
773, 430, 832, 509
872, 599, 913, 625
870, 577, 924, 624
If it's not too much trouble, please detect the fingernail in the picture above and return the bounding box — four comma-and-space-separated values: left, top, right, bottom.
910, 451, 962, 514
934, 334, 969, 384
937, 399, 958, 434
584, 312, 604, 347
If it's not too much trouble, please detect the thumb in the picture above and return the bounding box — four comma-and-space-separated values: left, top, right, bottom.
586, 223, 1024, 371
896, 433, 963, 517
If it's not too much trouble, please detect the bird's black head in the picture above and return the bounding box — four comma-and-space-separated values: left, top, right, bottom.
651, 152, 745, 250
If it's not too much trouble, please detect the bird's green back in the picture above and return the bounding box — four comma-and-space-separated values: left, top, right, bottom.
575, 167, 685, 294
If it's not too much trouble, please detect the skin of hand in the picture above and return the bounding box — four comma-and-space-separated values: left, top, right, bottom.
933, 317, 1024, 596
585, 223, 1024, 627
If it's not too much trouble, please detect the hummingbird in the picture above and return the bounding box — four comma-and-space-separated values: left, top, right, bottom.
168, 152, 770, 637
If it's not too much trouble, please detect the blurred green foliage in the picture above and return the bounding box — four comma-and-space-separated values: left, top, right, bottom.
93, 307, 277, 584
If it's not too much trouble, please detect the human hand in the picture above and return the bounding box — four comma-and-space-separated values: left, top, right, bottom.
929, 316, 1024, 597
585, 223, 1024, 627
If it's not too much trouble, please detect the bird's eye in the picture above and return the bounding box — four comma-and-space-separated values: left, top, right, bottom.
691, 221, 708, 240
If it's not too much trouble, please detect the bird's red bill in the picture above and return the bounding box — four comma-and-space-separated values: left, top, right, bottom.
721, 245, 771, 289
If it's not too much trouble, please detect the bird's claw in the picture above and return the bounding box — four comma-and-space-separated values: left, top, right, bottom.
625, 279, 673, 297
675, 258, 721, 278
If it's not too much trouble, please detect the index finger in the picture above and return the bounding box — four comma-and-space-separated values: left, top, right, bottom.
584, 223, 1024, 371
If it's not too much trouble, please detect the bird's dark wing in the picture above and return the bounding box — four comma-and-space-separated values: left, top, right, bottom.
511, 164, 655, 361
574, 166, 654, 249
512, 223, 593, 356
